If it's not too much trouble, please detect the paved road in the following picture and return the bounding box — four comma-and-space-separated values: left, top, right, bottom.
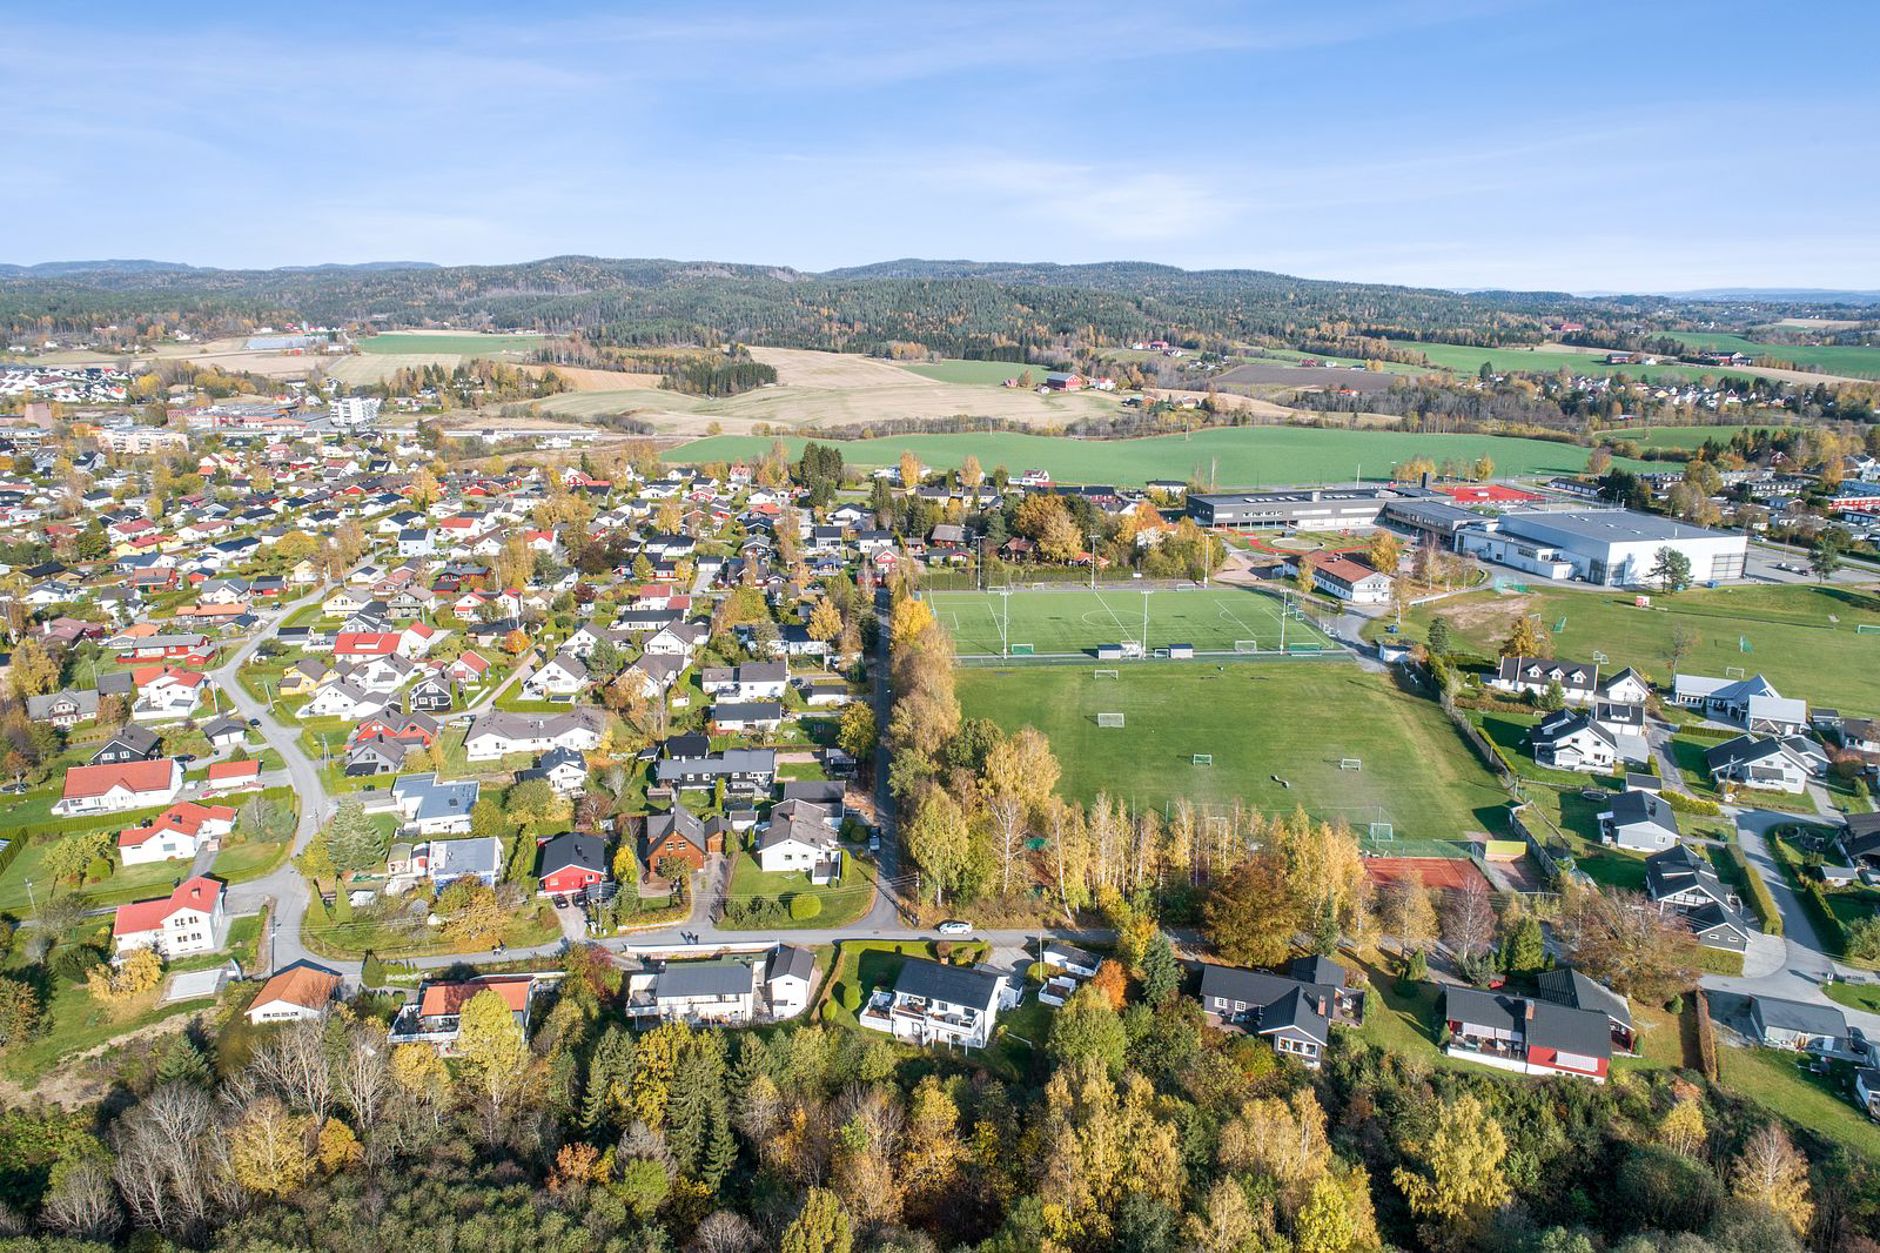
1701, 809, 1880, 1039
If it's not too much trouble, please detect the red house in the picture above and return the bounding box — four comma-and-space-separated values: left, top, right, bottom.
538, 833, 608, 898
334, 631, 401, 658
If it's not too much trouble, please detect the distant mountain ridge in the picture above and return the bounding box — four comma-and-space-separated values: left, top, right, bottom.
0, 259, 440, 277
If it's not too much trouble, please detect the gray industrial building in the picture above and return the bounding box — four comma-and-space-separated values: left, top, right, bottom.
1457, 510, 1747, 586
1185, 486, 1412, 530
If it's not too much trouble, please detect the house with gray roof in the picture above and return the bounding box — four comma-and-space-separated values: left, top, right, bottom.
1195, 958, 1362, 1068
390, 772, 480, 836
859, 957, 1007, 1049
626, 958, 762, 1025
1749, 995, 1849, 1054
1443, 985, 1614, 1081
1645, 844, 1753, 952
1534, 967, 1635, 1053
1599, 788, 1680, 853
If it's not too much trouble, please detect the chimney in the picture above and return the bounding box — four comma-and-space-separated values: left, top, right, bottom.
1421, 471, 1431, 490
1524, 1000, 1536, 1021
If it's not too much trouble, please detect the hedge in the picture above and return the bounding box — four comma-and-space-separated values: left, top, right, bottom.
1693, 991, 1719, 1081
1725, 845, 1783, 937
1769, 835, 1850, 956
1662, 790, 1724, 817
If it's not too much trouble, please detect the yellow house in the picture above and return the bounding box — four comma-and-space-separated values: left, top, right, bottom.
276, 661, 328, 696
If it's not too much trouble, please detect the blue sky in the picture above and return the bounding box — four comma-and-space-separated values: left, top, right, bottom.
5, 0, 1879, 292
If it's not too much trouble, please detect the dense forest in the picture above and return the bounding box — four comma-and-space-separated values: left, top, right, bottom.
0, 257, 1744, 361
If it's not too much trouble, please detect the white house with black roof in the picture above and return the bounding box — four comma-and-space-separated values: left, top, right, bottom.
1645, 844, 1752, 952
859, 957, 1007, 1049
1704, 734, 1815, 795
626, 957, 761, 1026
1599, 789, 1680, 853
1530, 710, 1616, 774
1599, 667, 1652, 706
1673, 673, 1808, 735
1749, 995, 1849, 1054
1493, 656, 1600, 705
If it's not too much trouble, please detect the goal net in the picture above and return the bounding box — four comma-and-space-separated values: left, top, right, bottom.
1234, 639, 1260, 653
1339, 758, 1363, 771
1009, 643, 1035, 655
1192, 754, 1213, 766
1368, 822, 1394, 842
1858, 624, 1880, 635
1097, 712, 1126, 728
1093, 668, 1120, 679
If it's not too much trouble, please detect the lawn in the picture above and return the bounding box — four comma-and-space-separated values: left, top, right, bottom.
0, 980, 202, 1084
721, 851, 874, 930
357, 331, 544, 356
955, 662, 1510, 838
821, 939, 990, 1029
1660, 332, 1880, 382
1718, 1046, 1880, 1159
928, 586, 1335, 658
1824, 981, 1880, 1014
1404, 584, 1880, 715
299, 899, 562, 960
663, 427, 1643, 487
211, 838, 293, 884
1598, 424, 1778, 451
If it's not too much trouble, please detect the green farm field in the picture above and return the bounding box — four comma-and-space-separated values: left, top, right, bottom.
954, 662, 1510, 836
1596, 424, 1783, 450
928, 586, 1332, 657
1387, 584, 1880, 714
1394, 339, 1758, 384
1665, 332, 1880, 381
665, 427, 1633, 486
897, 359, 1031, 385
358, 331, 544, 356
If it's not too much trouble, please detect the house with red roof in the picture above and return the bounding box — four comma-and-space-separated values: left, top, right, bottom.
118, 800, 236, 866
204, 759, 262, 796
388, 974, 538, 1050
334, 631, 402, 659
113, 876, 227, 957
53, 758, 183, 817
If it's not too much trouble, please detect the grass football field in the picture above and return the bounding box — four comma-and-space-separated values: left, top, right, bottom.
897, 359, 1031, 385
928, 586, 1334, 657
358, 332, 544, 355
953, 661, 1510, 838
1386, 584, 1880, 715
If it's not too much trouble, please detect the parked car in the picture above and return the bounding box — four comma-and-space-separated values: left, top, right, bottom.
937, 919, 974, 936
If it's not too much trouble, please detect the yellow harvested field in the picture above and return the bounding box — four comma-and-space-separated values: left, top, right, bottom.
747, 346, 943, 389
520, 364, 665, 391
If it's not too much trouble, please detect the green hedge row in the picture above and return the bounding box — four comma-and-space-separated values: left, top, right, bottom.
1726, 844, 1783, 937
1662, 789, 1724, 817
1769, 835, 1849, 956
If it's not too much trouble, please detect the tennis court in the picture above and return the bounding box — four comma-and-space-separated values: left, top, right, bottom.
928, 586, 1335, 657
1362, 856, 1491, 893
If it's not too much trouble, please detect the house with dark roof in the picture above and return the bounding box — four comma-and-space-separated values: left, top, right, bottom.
1836, 812, 1880, 877
626, 958, 762, 1025
642, 802, 723, 879
1442, 985, 1613, 1081
1599, 789, 1680, 853
858, 957, 1008, 1049
1493, 656, 1599, 705
1195, 958, 1362, 1068
1750, 995, 1849, 1054
1704, 734, 1815, 795
1534, 967, 1636, 1053
90, 723, 161, 766
1530, 710, 1616, 774
1645, 844, 1753, 952
537, 833, 608, 900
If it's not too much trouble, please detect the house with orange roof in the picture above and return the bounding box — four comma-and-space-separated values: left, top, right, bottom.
53, 758, 183, 817
130, 666, 209, 722
388, 974, 538, 1050
247, 961, 344, 1025
118, 800, 236, 866
204, 759, 262, 796
113, 875, 227, 957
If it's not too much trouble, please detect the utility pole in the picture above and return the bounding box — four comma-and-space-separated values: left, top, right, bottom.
1141, 588, 1151, 653
1088, 532, 1100, 591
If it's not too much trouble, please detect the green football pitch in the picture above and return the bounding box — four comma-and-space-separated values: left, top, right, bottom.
926, 586, 1335, 657
954, 662, 1510, 838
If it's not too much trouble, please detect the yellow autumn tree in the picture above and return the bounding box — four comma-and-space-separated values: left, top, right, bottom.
229, 1096, 314, 1197
316, 1117, 363, 1174
1731, 1123, 1813, 1237
1391, 1093, 1510, 1247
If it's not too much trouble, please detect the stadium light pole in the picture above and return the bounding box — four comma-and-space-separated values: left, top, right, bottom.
1141, 588, 1151, 653
1088, 532, 1101, 591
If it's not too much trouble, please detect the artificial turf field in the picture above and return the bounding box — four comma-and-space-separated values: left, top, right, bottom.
1385, 583, 1880, 716
953, 661, 1510, 840
927, 586, 1335, 657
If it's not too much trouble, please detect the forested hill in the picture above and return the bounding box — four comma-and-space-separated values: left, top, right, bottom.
0, 252, 1845, 358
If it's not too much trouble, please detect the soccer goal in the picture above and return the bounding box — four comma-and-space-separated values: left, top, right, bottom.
1009, 643, 1035, 655
1234, 639, 1260, 653
1339, 758, 1363, 771
1368, 822, 1394, 842
1859, 624, 1880, 635
1591, 650, 1610, 664
1097, 712, 1126, 728
1192, 754, 1214, 766
1725, 665, 1747, 679
1093, 668, 1120, 679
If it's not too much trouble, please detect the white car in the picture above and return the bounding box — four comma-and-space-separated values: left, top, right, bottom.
936, 920, 974, 936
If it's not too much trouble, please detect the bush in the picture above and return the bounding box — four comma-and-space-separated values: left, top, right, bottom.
788, 893, 822, 922
52, 943, 103, 983
1026, 961, 1050, 984
838, 981, 861, 1011
1661, 790, 1724, 816
84, 856, 112, 883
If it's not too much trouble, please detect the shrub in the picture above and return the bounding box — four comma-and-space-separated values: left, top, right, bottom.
1661, 790, 1724, 817
1026, 961, 1050, 984
788, 893, 822, 922
933, 941, 953, 962
52, 944, 103, 983
361, 952, 386, 989
83, 857, 112, 884
838, 982, 861, 1011
1727, 845, 1783, 937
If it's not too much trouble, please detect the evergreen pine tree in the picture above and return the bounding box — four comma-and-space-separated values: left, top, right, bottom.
154, 1035, 214, 1088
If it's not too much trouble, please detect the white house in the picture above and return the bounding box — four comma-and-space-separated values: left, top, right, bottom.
860, 958, 1007, 1049
53, 758, 184, 817
117, 801, 237, 866
464, 708, 606, 761
626, 958, 761, 1026
1599, 789, 1681, 853
390, 773, 480, 836
113, 876, 227, 958
1494, 657, 1600, 705
766, 945, 817, 1020
756, 799, 842, 884
523, 650, 590, 699
246, 962, 344, 1025
1311, 556, 1393, 604
1705, 735, 1815, 794
1530, 711, 1616, 774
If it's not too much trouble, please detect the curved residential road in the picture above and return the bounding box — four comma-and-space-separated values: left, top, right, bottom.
211, 585, 335, 972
